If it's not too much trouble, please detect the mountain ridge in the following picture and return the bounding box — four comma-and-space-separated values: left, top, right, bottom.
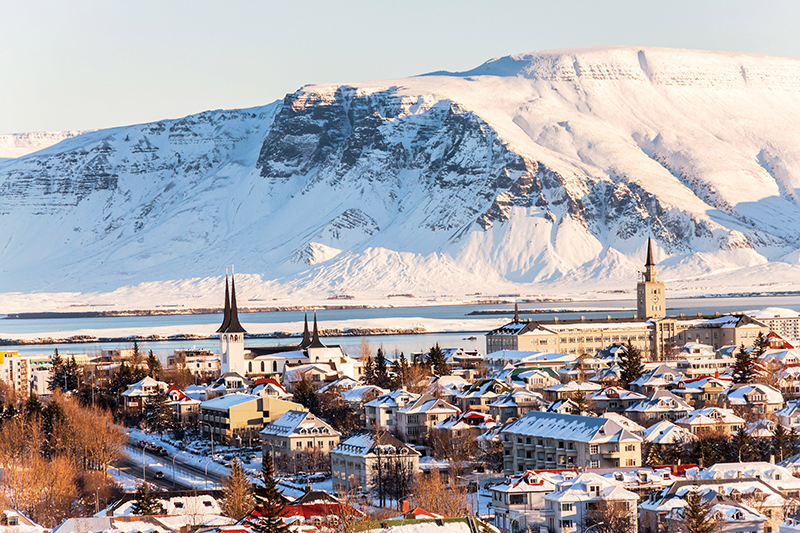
3, 46, 800, 309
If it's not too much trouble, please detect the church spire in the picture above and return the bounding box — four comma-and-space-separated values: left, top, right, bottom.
514, 302, 520, 322
645, 237, 655, 267
309, 312, 325, 348
299, 313, 311, 348
216, 269, 231, 333
225, 266, 246, 334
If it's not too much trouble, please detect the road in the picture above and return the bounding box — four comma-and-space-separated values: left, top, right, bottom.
116, 445, 227, 490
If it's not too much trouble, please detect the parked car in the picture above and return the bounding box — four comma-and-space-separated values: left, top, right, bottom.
153, 471, 165, 480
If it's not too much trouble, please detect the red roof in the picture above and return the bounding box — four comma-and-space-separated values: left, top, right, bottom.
254, 377, 288, 393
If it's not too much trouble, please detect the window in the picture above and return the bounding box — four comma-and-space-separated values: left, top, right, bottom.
561, 503, 572, 511
526, 437, 531, 444
560, 520, 573, 529
590, 445, 599, 454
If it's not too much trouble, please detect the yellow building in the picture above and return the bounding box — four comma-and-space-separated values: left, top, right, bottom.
199, 393, 304, 447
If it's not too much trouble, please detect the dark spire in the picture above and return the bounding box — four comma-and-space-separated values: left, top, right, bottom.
514, 302, 520, 322
299, 313, 311, 348
216, 273, 231, 333
309, 313, 325, 348
645, 237, 655, 267
225, 267, 247, 334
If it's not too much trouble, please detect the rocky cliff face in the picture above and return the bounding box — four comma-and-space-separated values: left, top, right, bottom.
3, 47, 800, 299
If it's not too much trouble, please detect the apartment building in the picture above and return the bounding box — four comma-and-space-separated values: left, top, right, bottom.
364, 390, 419, 431
260, 410, 341, 471
396, 394, 460, 445
330, 432, 420, 494
544, 472, 639, 533
200, 393, 304, 446
501, 411, 642, 474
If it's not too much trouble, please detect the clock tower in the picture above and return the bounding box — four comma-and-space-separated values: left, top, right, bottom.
637, 238, 666, 320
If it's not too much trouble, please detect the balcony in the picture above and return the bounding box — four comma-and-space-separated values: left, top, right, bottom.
602, 449, 621, 459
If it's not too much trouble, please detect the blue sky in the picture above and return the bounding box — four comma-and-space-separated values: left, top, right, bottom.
2, 0, 799, 132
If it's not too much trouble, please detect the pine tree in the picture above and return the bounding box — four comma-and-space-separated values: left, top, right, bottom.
645, 442, 663, 466
145, 391, 173, 435
251, 454, 289, 533
25, 393, 43, 419
772, 424, 792, 462
570, 389, 590, 415
48, 349, 66, 392
790, 427, 800, 457
146, 350, 162, 379
732, 427, 755, 462
292, 378, 320, 415
427, 343, 450, 376
131, 483, 162, 515
373, 348, 391, 388
363, 355, 375, 384
222, 458, 256, 520
618, 339, 645, 386
392, 351, 410, 388
679, 488, 718, 533
732, 344, 755, 384
752, 331, 769, 358
64, 355, 80, 391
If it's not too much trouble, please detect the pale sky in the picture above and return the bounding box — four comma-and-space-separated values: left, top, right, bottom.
2, 0, 799, 133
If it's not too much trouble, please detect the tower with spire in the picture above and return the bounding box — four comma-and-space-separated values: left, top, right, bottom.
636, 238, 666, 320
218, 266, 247, 375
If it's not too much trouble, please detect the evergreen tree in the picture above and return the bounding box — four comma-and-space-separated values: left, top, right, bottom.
392, 351, 410, 388
732, 427, 755, 462
427, 343, 450, 376
790, 427, 800, 457
251, 454, 289, 533
24, 393, 43, 419
131, 483, 162, 515
144, 391, 173, 435
645, 442, 663, 466
42, 398, 67, 457
292, 378, 320, 415
678, 488, 718, 533
48, 349, 66, 392
363, 355, 375, 385
64, 355, 80, 391
732, 344, 755, 384
752, 331, 769, 358
618, 339, 645, 386
570, 389, 590, 415
222, 458, 256, 520
772, 424, 793, 462
146, 350, 162, 379
373, 348, 391, 388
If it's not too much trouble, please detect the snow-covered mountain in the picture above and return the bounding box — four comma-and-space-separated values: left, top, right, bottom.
4, 46, 800, 309
0, 130, 91, 159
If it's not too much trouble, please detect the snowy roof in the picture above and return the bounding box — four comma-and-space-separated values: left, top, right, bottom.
434, 409, 496, 431
588, 386, 646, 401
599, 412, 644, 433
261, 410, 340, 437
690, 462, 800, 490
488, 389, 542, 408
457, 378, 510, 399
674, 407, 745, 426
629, 364, 682, 387
673, 375, 732, 393
626, 390, 692, 414
723, 383, 784, 405
200, 393, 259, 410
364, 389, 419, 409
399, 394, 459, 415
544, 381, 602, 393
544, 472, 639, 503
503, 411, 641, 444
490, 470, 560, 495
640, 420, 694, 444
318, 376, 361, 393
340, 385, 388, 403
331, 431, 420, 458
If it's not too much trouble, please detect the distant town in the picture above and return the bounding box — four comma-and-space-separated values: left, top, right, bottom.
2, 244, 800, 533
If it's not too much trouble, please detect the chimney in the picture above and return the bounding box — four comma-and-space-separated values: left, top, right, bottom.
607, 315, 611, 320
554, 317, 558, 322
403, 500, 410, 514
581, 316, 585, 321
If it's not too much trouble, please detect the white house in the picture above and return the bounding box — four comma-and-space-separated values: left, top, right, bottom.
543, 472, 638, 533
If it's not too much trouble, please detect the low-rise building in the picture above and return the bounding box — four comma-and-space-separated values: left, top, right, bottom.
674, 407, 745, 436
671, 375, 732, 406
261, 410, 341, 473
455, 379, 511, 413
502, 411, 643, 474
490, 470, 559, 533
543, 472, 639, 533
489, 389, 542, 424
200, 393, 304, 446
721, 383, 785, 414
542, 382, 602, 403
625, 390, 693, 426
330, 432, 420, 494
121, 376, 168, 412
628, 364, 682, 396
166, 386, 201, 426
586, 386, 646, 413
432, 409, 496, 442
364, 389, 419, 431
396, 394, 460, 445
640, 420, 694, 445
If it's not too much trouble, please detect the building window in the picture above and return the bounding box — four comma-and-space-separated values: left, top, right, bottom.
560, 520, 573, 529
561, 503, 572, 511
590, 445, 598, 454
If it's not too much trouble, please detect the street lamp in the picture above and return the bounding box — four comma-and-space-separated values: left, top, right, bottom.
584, 522, 606, 533
172, 450, 188, 489
203, 458, 215, 490
142, 445, 147, 481
199, 421, 215, 458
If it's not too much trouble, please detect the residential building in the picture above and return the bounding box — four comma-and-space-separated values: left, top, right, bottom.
752, 311, 800, 340
200, 393, 304, 446
689, 462, 800, 499
490, 470, 559, 533
542, 382, 602, 403
121, 376, 168, 412
432, 409, 496, 442
544, 472, 639, 533
396, 394, 460, 445
721, 383, 784, 414
364, 390, 419, 431
330, 432, 420, 494
598, 413, 644, 434
455, 378, 511, 413
260, 410, 341, 472
625, 390, 693, 426
776, 400, 800, 430
586, 386, 646, 413
166, 386, 200, 426
674, 407, 745, 436
168, 348, 220, 376
489, 389, 543, 424
628, 364, 682, 396
661, 313, 769, 353
671, 375, 732, 406
502, 411, 643, 474
640, 420, 694, 445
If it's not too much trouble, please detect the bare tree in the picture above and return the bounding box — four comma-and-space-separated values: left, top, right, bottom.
222, 458, 256, 520
411, 469, 471, 517
582, 499, 637, 533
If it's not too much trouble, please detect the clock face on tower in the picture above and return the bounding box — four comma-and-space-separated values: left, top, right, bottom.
652, 295, 658, 302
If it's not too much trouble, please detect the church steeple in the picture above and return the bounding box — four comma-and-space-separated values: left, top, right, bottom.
299, 313, 312, 348
216, 271, 231, 333
643, 238, 657, 283
226, 267, 246, 334
514, 302, 520, 322
309, 313, 325, 348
